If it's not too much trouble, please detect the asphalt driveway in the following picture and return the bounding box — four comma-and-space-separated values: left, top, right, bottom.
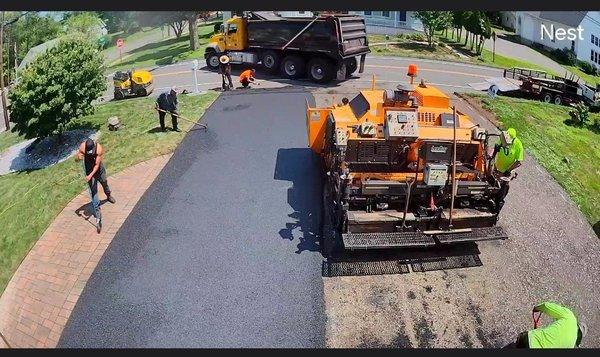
59, 88, 325, 347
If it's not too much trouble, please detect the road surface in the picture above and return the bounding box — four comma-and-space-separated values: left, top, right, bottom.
59, 88, 326, 347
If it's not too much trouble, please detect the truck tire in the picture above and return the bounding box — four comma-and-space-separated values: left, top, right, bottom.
554, 95, 563, 105
345, 57, 358, 77
307, 58, 335, 83
114, 90, 125, 100
205, 51, 220, 70
542, 92, 552, 103
280, 55, 305, 79
261, 50, 280, 73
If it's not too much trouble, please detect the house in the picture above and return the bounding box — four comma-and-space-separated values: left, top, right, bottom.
499, 11, 517, 31
349, 11, 423, 35
275, 11, 314, 18
514, 11, 600, 68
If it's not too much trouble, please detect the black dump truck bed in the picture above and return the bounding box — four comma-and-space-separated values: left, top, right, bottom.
246, 14, 370, 60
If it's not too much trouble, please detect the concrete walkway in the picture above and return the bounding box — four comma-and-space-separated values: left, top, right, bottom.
484, 35, 572, 76
0, 154, 171, 348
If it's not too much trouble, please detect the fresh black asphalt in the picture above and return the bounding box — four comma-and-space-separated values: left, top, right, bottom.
58, 88, 326, 347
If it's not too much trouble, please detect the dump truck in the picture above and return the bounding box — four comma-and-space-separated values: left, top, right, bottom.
204, 12, 370, 83
307, 68, 511, 254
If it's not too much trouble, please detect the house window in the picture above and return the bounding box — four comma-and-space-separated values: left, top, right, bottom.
364, 11, 372, 16
382, 11, 390, 18
592, 50, 595, 61
592, 34, 595, 44
571, 40, 575, 51
398, 11, 407, 22
596, 36, 599, 46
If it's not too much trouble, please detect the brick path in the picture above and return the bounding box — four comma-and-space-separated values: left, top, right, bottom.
0, 154, 172, 348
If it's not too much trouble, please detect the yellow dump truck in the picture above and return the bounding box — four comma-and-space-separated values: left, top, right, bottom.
204, 12, 370, 83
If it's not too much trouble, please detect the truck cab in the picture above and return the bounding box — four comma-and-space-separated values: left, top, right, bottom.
208, 17, 247, 53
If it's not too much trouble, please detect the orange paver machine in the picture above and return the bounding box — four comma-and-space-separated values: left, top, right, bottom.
306, 66, 509, 252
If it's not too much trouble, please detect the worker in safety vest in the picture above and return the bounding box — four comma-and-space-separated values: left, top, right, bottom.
508, 302, 586, 348
492, 127, 524, 176
239, 68, 256, 88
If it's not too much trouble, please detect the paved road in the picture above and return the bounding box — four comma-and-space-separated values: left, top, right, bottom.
59, 88, 326, 347
100, 55, 502, 102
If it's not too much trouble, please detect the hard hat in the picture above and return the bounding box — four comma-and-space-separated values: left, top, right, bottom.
219, 55, 230, 64
170, 86, 178, 93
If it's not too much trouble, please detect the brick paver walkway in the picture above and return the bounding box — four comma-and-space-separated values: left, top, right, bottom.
0, 154, 172, 348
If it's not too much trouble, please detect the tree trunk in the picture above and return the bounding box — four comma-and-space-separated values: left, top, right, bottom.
170, 21, 184, 38
464, 31, 469, 46
188, 14, 199, 50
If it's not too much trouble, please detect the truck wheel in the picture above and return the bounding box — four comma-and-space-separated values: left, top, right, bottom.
307, 58, 334, 83
280, 55, 305, 79
261, 51, 280, 73
554, 95, 563, 105
205, 52, 220, 70
542, 92, 552, 103
345, 57, 358, 77
114, 90, 125, 100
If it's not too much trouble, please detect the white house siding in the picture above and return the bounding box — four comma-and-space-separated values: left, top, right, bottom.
500, 11, 517, 30
351, 11, 423, 35
534, 19, 576, 52
577, 11, 600, 67
516, 13, 537, 44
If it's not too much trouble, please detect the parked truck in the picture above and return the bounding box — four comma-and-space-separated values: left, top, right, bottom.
204, 12, 370, 83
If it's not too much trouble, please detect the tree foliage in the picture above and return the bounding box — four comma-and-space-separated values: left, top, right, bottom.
8, 38, 106, 139
64, 12, 105, 39
413, 11, 453, 47
96, 11, 140, 34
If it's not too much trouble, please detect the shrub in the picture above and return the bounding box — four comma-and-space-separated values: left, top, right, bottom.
8, 38, 106, 139
552, 48, 577, 65
578, 60, 596, 75
568, 102, 590, 126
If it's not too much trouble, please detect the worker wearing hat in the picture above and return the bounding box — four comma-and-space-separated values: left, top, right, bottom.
76, 138, 116, 233
492, 127, 524, 175
507, 302, 586, 348
155, 86, 180, 132
219, 55, 233, 91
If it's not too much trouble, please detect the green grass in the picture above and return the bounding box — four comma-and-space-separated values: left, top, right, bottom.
0, 129, 25, 154
467, 94, 600, 232
101, 27, 162, 55
562, 65, 600, 87
0, 91, 219, 294
368, 32, 555, 74
107, 24, 215, 72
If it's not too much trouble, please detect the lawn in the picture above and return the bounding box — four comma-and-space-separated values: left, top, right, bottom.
466, 94, 600, 233
0, 91, 219, 294
368, 32, 555, 74
101, 27, 162, 55
107, 23, 215, 72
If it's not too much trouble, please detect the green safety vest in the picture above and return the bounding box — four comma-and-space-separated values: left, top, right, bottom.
495, 137, 524, 173
528, 302, 579, 348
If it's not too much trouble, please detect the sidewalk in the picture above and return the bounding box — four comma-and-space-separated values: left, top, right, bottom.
0, 154, 172, 348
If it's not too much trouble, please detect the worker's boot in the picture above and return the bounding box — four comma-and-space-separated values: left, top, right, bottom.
96, 217, 102, 234
107, 195, 116, 204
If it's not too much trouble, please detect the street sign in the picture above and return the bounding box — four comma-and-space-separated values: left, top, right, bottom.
116, 38, 124, 48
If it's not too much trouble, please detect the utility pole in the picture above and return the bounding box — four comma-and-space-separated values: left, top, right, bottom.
0, 11, 10, 131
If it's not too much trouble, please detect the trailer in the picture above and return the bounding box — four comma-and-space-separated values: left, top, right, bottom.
204, 12, 370, 83
499, 67, 600, 108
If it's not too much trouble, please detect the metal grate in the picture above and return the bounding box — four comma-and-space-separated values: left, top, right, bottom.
436, 227, 508, 244
357, 141, 390, 163
411, 254, 483, 272
322, 260, 410, 277
342, 232, 436, 249
418, 112, 437, 124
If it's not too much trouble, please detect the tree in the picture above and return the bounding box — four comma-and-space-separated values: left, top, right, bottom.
413, 11, 453, 47
64, 12, 105, 39
186, 11, 212, 50
96, 11, 140, 34
8, 38, 106, 139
